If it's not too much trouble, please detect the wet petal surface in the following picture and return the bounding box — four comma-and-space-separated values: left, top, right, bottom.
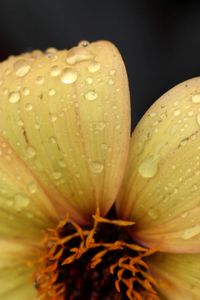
117, 78, 200, 252
148, 252, 200, 300
0, 41, 130, 223
0, 239, 37, 300
0, 136, 57, 241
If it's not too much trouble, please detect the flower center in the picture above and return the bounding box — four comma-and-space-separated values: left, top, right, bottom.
33, 209, 159, 300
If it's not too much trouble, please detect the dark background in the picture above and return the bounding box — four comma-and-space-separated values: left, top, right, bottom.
0, 0, 200, 126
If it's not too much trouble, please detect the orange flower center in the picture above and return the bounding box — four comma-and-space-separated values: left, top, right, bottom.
33, 209, 159, 300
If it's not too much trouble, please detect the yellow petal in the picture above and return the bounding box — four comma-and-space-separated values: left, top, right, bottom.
0, 239, 37, 300
148, 252, 200, 300
117, 77, 200, 252
0, 136, 58, 241
0, 41, 130, 223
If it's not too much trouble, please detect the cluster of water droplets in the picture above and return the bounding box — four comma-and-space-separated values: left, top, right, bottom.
0, 39, 127, 220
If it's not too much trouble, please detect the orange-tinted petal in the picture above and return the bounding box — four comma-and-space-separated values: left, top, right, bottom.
148, 252, 200, 300
0, 41, 130, 223
117, 78, 200, 252
0, 239, 37, 300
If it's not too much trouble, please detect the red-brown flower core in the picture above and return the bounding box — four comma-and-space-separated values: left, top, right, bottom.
33, 209, 159, 300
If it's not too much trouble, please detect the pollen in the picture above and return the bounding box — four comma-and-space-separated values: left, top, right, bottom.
33, 209, 159, 300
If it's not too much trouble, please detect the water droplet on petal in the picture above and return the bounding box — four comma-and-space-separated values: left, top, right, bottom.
78, 40, 90, 47
108, 78, 114, 85
22, 87, 30, 96
95, 121, 106, 130
90, 161, 104, 174
25, 103, 33, 111
26, 146, 36, 159
58, 159, 66, 168
48, 89, 56, 96
49, 114, 57, 122
61, 68, 77, 84
46, 47, 57, 54
85, 90, 97, 101
181, 225, 200, 239
14, 59, 31, 77
28, 182, 37, 194
149, 112, 156, 117
138, 156, 158, 178
88, 61, 100, 73
86, 77, 93, 84
192, 94, 200, 103
53, 171, 62, 179
50, 65, 61, 77
15, 194, 30, 210
110, 69, 116, 75
148, 208, 158, 220
101, 143, 109, 151
48, 136, 57, 144
66, 47, 93, 65
35, 76, 44, 85
174, 109, 180, 116
18, 119, 24, 126
8, 91, 21, 103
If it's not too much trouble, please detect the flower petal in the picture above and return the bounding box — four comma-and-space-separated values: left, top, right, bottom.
0, 136, 58, 241
117, 77, 200, 252
0, 239, 37, 300
0, 41, 130, 223
148, 252, 200, 300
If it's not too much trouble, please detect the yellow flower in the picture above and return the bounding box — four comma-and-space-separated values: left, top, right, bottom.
0, 40, 199, 300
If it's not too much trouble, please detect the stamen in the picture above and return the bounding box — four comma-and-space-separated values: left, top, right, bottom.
33, 209, 159, 300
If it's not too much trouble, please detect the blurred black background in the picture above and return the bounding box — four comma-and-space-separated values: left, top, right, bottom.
0, 0, 200, 126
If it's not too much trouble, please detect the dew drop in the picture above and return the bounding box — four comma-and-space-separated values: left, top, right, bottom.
149, 112, 156, 117
48, 89, 56, 96
58, 159, 66, 168
8, 91, 21, 103
50, 65, 61, 77
26, 146, 36, 159
108, 78, 114, 85
181, 225, 200, 239
18, 119, 24, 127
25, 103, 33, 111
28, 182, 37, 194
46, 47, 57, 54
48, 136, 57, 144
22, 87, 30, 96
95, 121, 106, 130
66, 47, 93, 65
101, 143, 109, 151
49, 114, 57, 122
90, 161, 104, 174
34, 123, 40, 130
53, 171, 62, 179
15, 194, 30, 210
110, 69, 116, 76
192, 94, 200, 104
86, 77, 93, 84
85, 90, 97, 101
88, 61, 100, 73
61, 68, 77, 84
188, 111, 194, 116
14, 59, 31, 77
148, 209, 158, 220
78, 40, 90, 47
35, 76, 44, 85
138, 156, 158, 178
174, 109, 180, 116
